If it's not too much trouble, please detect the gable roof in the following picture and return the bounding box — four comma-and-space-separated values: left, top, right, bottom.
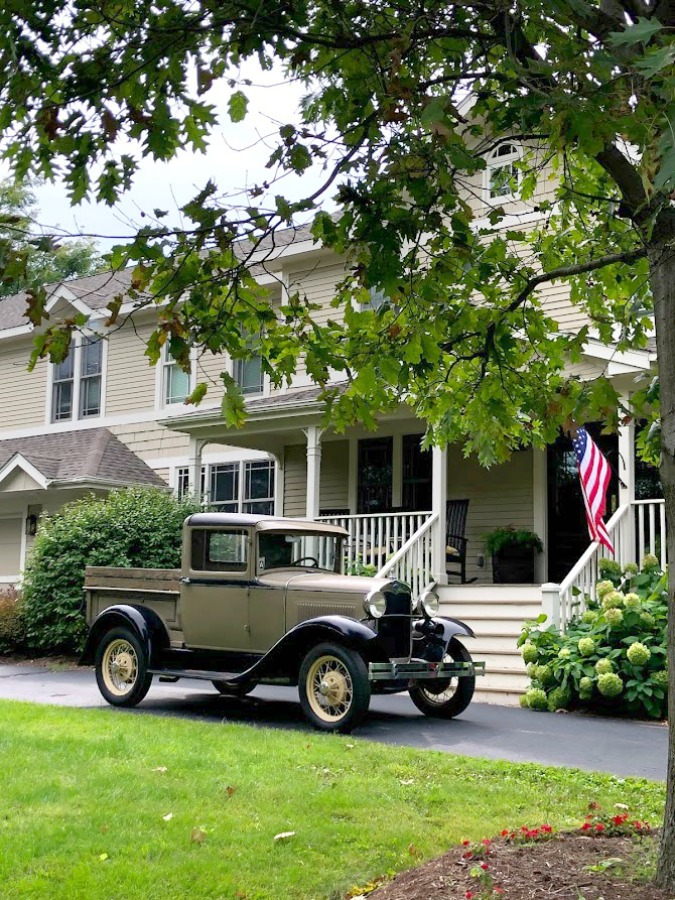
0, 428, 167, 490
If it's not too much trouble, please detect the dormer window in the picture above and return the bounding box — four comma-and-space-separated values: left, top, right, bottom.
486, 143, 521, 200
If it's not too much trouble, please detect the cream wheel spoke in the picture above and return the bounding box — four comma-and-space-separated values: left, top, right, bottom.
306, 655, 354, 722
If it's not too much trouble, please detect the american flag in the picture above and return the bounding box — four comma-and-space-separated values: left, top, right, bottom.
572, 427, 614, 554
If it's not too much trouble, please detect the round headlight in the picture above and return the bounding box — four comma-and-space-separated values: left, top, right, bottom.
364, 589, 387, 619
418, 589, 440, 617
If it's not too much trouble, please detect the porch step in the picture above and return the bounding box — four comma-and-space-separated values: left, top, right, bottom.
474, 687, 525, 707
439, 585, 542, 602
441, 601, 542, 621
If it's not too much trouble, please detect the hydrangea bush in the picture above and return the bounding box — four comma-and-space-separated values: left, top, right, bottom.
519, 556, 668, 718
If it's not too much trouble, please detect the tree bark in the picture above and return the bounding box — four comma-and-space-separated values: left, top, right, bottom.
652, 242, 675, 888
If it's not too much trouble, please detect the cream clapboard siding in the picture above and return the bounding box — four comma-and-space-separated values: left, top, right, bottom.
0, 517, 22, 576
0, 340, 48, 430
105, 321, 157, 415
447, 446, 534, 584
110, 420, 189, 460
282, 439, 350, 516
283, 444, 306, 516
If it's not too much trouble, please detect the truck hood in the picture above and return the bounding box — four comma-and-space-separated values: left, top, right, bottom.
257, 570, 398, 595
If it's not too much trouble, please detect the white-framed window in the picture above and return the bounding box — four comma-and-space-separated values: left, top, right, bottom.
243, 460, 275, 515
162, 345, 192, 406
234, 356, 264, 396
50, 336, 104, 423
485, 142, 521, 201
177, 460, 275, 515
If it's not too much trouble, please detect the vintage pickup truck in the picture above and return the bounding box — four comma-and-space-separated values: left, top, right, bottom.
81, 513, 484, 732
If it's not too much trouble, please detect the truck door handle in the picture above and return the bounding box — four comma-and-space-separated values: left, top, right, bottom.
181, 577, 191, 585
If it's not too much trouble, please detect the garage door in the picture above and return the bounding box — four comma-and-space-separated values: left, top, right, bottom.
0, 518, 22, 577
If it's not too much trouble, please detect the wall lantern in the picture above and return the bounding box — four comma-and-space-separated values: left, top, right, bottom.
25, 514, 38, 537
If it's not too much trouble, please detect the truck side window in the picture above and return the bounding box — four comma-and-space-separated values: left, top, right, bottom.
191, 529, 248, 572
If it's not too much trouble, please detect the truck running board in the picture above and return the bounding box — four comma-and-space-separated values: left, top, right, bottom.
150, 668, 244, 683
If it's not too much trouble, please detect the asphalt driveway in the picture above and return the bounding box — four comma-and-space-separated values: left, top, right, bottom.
0, 662, 666, 781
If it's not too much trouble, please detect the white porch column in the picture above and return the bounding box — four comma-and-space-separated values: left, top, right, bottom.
533, 449, 547, 583
304, 426, 323, 519
272, 451, 285, 516
618, 394, 636, 564
188, 436, 205, 503
432, 445, 448, 586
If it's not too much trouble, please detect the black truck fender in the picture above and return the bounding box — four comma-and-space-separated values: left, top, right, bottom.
237, 615, 389, 684
79, 604, 171, 666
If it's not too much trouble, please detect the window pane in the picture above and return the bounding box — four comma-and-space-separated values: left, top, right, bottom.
245, 461, 273, 500
191, 529, 248, 572
81, 338, 102, 376
53, 347, 74, 382
236, 357, 263, 395
80, 376, 101, 417
177, 467, 189, 500
489, 162, 516, 197
53, 381, 73, 421
165, 364, 190, 404
243, 499, 274, 515
210, 464, 239, 507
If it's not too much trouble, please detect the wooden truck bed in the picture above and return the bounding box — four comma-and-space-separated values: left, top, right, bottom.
84, 566, 181, 630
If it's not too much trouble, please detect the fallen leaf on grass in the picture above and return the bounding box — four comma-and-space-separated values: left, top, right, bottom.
408, 843, 421, 857
191, 827, 207, 844
225, 785, 237, 797
162, 813, 173, 822
399, 779, 414, 785
98, 853, 109, 862
152, 766, 168, 773
274, 831, 296, 842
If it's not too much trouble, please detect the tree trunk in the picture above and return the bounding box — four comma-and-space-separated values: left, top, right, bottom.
652, 244, 675, 889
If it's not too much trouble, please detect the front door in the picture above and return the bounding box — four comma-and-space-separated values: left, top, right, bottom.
357, 437, 392, 513
181, 528, 251, 652
547, 426, 619, 583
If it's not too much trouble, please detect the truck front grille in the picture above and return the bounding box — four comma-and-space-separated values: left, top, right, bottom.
376, 589, 412, 659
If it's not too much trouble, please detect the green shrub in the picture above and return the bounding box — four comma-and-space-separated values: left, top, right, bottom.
21, 486, 201, 654
519, 560, 668, 719
523, 688, 548, 710
0, 587, 25, 654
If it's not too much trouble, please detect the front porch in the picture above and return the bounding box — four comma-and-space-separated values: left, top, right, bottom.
164, 395, 664, 705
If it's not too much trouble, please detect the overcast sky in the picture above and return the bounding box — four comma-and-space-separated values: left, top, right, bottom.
30, 64, 333, 252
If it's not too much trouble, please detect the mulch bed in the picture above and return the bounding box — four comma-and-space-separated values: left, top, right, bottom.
366, 833, 674, 899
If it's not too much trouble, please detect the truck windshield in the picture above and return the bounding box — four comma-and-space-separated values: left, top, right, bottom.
257, 531, 343, 573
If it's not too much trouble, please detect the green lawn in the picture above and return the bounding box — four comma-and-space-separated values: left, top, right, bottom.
0, 701, 664, 899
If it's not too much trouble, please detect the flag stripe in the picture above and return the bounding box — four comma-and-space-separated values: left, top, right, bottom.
572, 427, 614, 554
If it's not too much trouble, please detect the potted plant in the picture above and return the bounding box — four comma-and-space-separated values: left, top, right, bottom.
484, 526, 543, 584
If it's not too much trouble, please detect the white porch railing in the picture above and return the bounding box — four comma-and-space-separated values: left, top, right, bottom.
317, 511, 433, 577
549, 498, 666, 631
376, 512, 440, 602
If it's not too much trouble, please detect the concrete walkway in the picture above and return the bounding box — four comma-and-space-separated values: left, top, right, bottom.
0, 663, 667, 780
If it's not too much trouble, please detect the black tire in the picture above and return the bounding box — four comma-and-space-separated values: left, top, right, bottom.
298, 642, 371, 733
408, 639, 475, 719
95, 626, 153, 708
211, 680, 255, 697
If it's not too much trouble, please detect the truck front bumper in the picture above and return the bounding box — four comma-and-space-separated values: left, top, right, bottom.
368, 660, 485, 681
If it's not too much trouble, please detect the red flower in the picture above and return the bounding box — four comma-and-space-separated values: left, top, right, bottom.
480, 862, 489, 870
462, 851, 473, 859
612, 815, 628, 826
581, 822, 592, 831
541, 824, 552, 833
465, 892, 474, 899
462, 840, 471, 846
501, 830, 509, 837
482, 838, 492, 846
595, 823, 605, 832
495, 890, 505, 896
520, 825, 529, 833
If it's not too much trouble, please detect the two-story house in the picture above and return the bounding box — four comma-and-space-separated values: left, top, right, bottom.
0, 131, 661, 702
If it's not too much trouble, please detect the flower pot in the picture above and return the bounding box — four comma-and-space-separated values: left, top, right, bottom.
492, 545, 536, 583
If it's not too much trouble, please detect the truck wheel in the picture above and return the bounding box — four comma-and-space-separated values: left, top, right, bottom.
408, 639, 476, 719
298, 642, 371, 734
95, 626, 153, 708
211, 680, 254, 697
